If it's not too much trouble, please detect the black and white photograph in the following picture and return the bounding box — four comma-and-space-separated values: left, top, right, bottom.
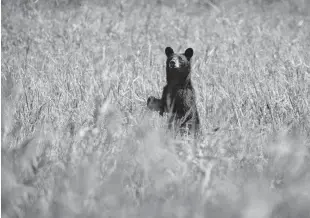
1, 0, 310, 217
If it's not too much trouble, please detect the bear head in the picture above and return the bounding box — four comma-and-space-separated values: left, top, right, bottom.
165, 47, 194, 85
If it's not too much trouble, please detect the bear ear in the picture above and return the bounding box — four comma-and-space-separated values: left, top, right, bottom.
184, 48, 194, 59
165, 47, 174, 57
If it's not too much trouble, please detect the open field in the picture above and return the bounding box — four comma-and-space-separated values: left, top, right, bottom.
1, 0, 310, 217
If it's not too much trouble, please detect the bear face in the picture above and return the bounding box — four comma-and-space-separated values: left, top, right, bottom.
165, 47, 194, 85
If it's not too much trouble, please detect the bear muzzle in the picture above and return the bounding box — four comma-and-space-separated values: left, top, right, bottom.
169, 59, 180, 68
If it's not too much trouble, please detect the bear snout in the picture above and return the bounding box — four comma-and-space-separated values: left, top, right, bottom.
169, 60, 176, 68
169, 59, 179, 68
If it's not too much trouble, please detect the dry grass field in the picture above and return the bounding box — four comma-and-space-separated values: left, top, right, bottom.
1, 0, 310, 217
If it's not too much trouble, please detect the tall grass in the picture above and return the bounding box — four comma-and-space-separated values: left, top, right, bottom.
1, 0, 310, 217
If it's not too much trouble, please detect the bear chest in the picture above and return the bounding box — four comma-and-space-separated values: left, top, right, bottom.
166, 86, 195, 110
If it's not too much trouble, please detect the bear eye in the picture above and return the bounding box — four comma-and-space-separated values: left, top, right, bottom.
179, 56, 186, 64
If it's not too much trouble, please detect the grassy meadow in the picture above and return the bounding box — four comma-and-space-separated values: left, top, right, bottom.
1, 0, 310, 217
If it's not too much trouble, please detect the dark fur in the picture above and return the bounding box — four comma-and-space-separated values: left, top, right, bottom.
147, 47, 200, 134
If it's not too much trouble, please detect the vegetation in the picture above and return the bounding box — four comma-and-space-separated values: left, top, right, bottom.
2, 0, 310, 217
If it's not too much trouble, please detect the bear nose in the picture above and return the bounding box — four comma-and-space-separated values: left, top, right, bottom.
169, 60, 176, 68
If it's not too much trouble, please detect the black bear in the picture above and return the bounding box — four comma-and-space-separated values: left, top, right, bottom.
147, 47, 200, 134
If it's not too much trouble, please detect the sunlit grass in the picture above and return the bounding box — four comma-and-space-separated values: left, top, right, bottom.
1, 0, 310, 217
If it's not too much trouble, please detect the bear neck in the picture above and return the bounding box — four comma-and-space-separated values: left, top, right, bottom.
166, 66, 192, 87
166, 73, 192, 87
